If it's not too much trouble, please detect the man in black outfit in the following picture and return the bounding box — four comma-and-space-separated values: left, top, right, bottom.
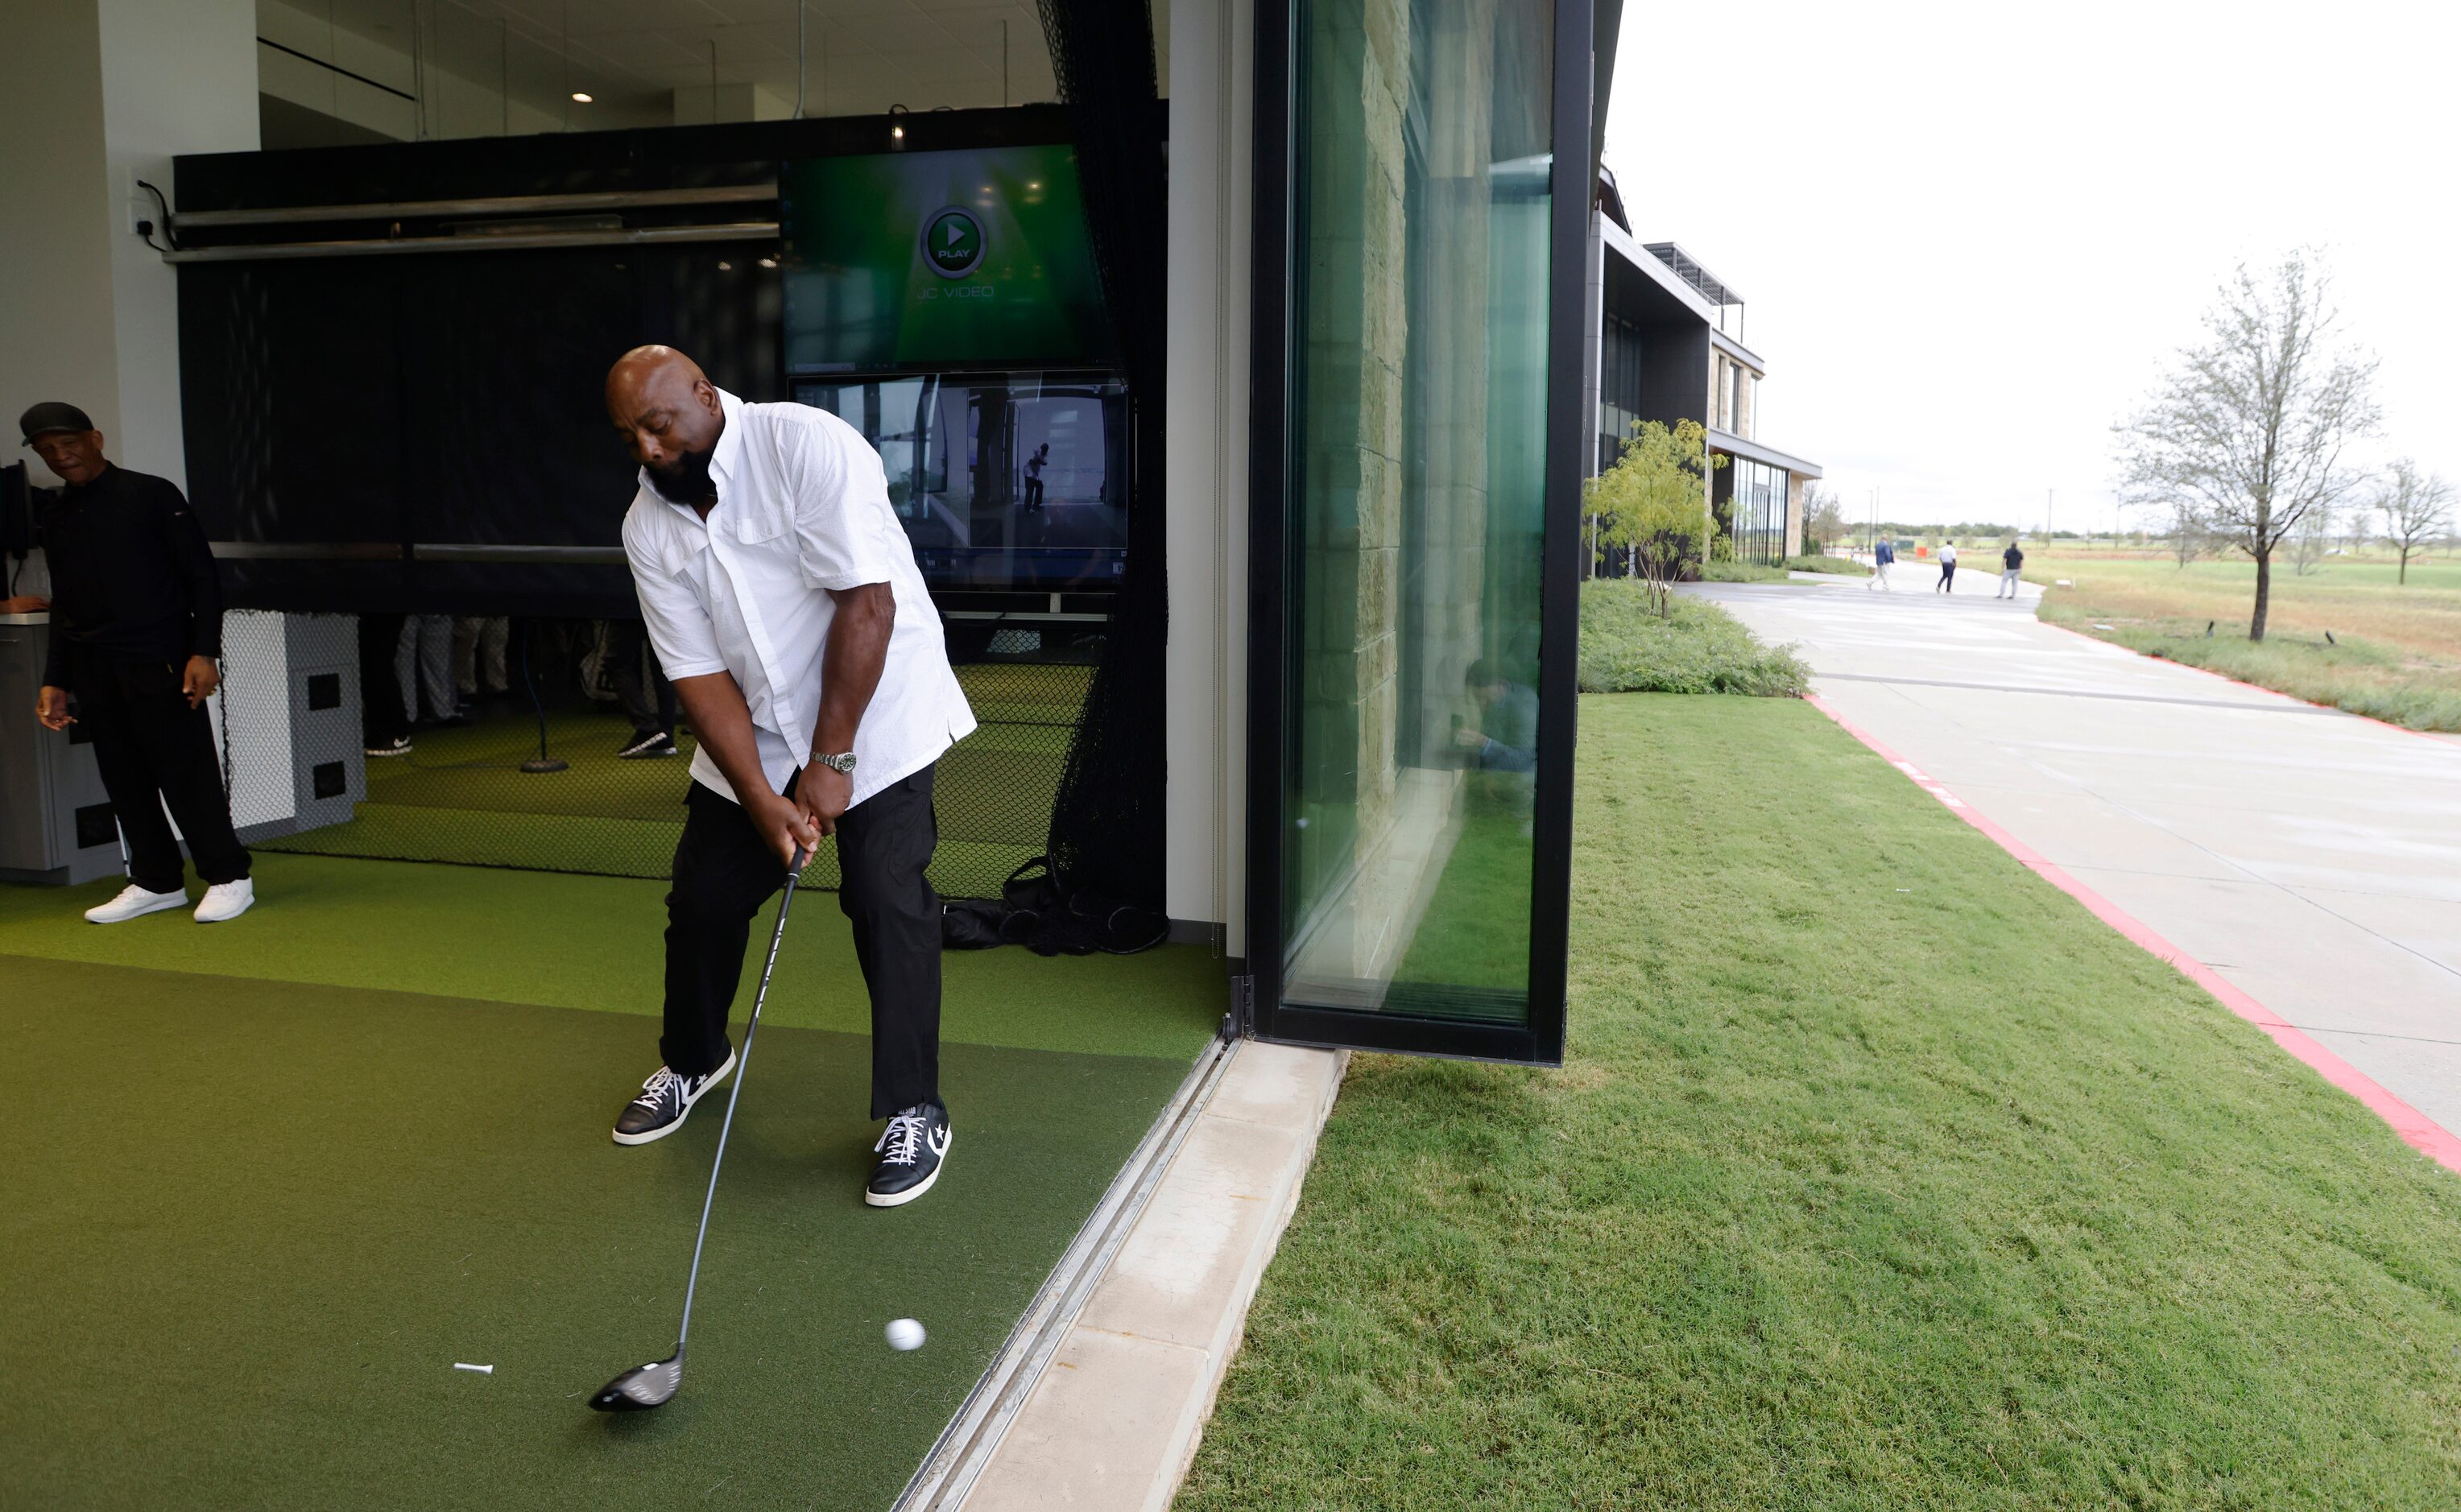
25, 403, 254, 924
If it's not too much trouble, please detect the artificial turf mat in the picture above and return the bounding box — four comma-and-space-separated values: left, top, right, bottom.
0, 853, 1225, 1063
258, 662, 1088, 896
2, 953, 1195, 1510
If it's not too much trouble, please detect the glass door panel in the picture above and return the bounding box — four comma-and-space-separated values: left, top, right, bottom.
1276, 0, 1559, 1031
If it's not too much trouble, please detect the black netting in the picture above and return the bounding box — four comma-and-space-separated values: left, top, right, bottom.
213, 610, 1091, 899
1035, 0, 1169, 911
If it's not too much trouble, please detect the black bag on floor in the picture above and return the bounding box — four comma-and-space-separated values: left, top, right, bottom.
938, 857, 1169, 956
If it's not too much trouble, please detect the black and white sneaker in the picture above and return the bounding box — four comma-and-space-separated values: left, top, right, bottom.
366, 735, 414, 758
866, 1103, 951, 1208
610, 1051, 736, 1146
618, 729, 678, 760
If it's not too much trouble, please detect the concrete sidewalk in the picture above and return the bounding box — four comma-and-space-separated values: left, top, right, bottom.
1693, 575, 2461, 1138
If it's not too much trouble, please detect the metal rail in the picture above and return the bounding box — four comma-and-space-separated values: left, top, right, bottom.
892, 1035, 1240, 1511
163, 221, 778, 263
172, 183, 777, 229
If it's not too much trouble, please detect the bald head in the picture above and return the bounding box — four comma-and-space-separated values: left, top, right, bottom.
607, 345, 725, 506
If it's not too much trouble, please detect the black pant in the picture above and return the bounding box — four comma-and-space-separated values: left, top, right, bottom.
359, 613, 409, 746
70, 649, 250, 894
1938, 562, 1956, 591
663, 764, 941, 1118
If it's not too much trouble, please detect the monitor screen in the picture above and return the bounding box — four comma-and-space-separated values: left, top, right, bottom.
794, 371, 1127, 591
782, 146, 1114, 373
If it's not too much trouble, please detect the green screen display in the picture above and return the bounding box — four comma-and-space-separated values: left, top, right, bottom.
781, 146, 1113, 371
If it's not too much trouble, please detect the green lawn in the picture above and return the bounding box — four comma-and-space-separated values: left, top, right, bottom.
1180, 694, 2461, 1510
2012, 544, 2461, 730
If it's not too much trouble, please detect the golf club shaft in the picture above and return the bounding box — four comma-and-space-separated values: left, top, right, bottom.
675, 849, 808, 1354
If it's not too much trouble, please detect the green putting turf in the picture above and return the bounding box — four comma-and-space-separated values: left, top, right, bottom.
2, 953, 1195, 1510
0, 853, 1223, 1061
259, 663, 1089, 896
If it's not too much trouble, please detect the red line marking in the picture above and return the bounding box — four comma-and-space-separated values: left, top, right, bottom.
1805, 692, 2461, 1173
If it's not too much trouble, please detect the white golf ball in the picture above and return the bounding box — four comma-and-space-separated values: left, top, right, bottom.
886, 1318, 926, 1352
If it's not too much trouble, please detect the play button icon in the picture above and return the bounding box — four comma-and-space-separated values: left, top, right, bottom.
921, 207, 986, 279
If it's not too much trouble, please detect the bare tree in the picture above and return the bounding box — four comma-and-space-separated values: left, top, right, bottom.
2137, 498, 2214, 568
2375, 457, 2455, 585
2289, 499, 2335, 576
1803, 483, 1847, 555
2114, 252, 2379, 639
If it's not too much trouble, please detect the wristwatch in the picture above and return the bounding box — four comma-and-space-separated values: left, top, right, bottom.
811, 750, 858, 775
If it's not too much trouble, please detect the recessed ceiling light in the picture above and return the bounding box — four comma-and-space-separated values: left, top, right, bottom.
757, 257, 778, 269
717, 260, 733, 271
571, 91, 593, 103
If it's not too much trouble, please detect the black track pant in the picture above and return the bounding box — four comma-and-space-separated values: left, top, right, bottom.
662, 764, 941, 1118
1938, 562, 1957, 592
358, 613, 408, 746
69, 648, 250, 894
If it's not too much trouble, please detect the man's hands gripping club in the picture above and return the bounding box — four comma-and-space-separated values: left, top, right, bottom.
792, 582, 892, 843
667, 582, 895, 870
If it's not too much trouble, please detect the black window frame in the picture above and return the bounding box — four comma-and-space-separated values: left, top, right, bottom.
1242, 0, 1591, 1066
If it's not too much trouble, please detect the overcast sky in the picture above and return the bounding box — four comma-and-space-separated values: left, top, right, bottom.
1601, 0, 2460, 533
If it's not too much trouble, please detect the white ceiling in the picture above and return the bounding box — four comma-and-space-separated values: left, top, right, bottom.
300, 0, 1106, 124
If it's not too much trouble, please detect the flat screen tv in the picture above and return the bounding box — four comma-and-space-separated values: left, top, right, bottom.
782, 146, 1114, 372
793, 370, 1127, 592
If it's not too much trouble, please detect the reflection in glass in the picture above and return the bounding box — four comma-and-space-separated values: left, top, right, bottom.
1281, 0, 1556, 1025
792, 372, 1129, 591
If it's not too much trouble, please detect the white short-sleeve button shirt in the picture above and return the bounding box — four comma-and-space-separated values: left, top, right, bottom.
621, 389, 976, 809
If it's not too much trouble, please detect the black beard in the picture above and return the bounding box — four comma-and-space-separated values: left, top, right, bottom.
644, 445, 716, 506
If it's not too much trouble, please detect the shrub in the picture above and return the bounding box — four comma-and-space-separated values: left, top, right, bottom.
1579, 582, 1810, 696
1783, 554, 1872, 576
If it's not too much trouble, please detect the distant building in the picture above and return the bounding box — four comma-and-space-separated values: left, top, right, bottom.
1586, 169, 1824, 566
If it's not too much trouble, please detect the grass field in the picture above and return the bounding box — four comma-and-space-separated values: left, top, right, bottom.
1179, 695, 2461, 1510
2015, 543, 2461, 730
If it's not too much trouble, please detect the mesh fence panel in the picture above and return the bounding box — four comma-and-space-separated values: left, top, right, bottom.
216, 611, 1089, 899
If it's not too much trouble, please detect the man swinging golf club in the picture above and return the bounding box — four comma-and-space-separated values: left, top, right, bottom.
604, 346, 975, 1207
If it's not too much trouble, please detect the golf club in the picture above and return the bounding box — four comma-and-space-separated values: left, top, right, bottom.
590, 846, 810, 1412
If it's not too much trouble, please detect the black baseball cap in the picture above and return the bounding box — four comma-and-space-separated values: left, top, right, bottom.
20, 403, 96, 444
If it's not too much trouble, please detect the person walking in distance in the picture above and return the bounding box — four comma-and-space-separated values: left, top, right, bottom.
604, 346, 977, 1208
23, 403, 254, 924
1867, 536, 1895, 591
1935, 539, 1959, 593
1998, 539, 2025, 599
1021, 443, 1049, 514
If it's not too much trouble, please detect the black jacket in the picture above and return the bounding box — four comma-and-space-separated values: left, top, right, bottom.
38, 464, 223, 688
2004, 545, 2025, 570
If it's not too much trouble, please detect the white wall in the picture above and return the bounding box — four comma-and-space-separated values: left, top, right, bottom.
1164, 0, 1254, 948
0, 0, 256, 494
97, 0, 259, 490
1, 2, 123, 454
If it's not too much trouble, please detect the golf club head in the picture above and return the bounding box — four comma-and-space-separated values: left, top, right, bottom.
589, 1351, 682, 1411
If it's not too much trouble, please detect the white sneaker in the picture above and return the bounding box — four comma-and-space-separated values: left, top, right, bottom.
195, 878, 255, 923
85, 884, 188, 924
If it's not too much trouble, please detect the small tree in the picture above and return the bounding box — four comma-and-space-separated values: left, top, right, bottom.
2376, 457, 2454, 585
2143, 499, 2214, 568
1804, 483, 1847, 555
1587, 418, 1723, 618
2289, 499, 2335, 576
2114, 251, 2379, 640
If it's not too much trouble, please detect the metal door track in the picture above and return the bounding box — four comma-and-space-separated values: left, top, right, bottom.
892, 1032, 1241, 1510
